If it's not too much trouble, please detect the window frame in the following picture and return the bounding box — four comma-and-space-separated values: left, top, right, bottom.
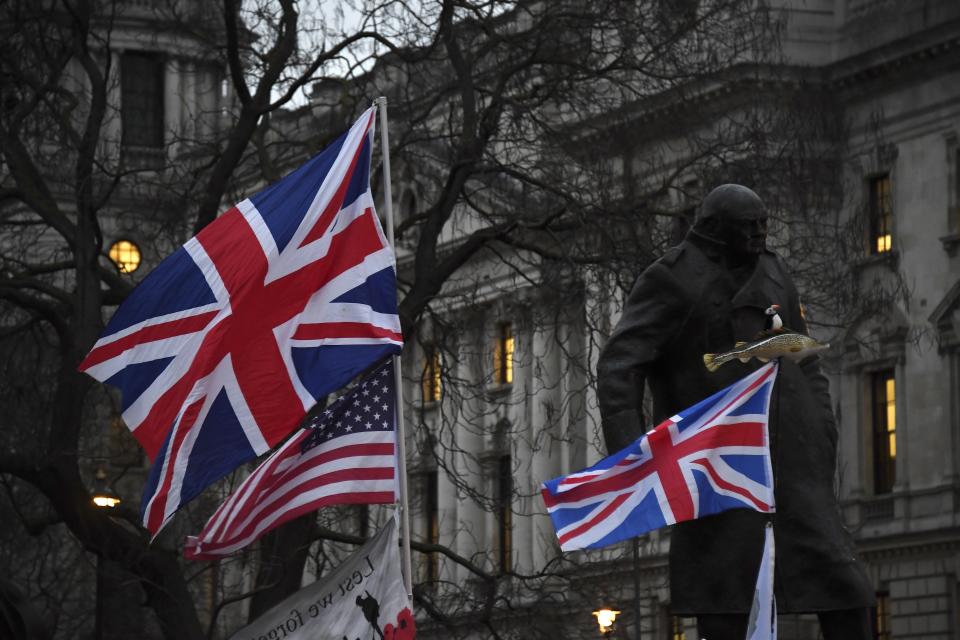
669, 615, 686, 640
867, 173, 893, 255
870, 369, 897, 495
872, 589, 891, 640
424, 469, 439, 583
495, 453, 513, 573
120, 51, 166, 150
421, 346, 441, 404
493, 321, 514, 386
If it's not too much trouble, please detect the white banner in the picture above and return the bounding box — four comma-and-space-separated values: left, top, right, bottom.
746, 522, 776, 640
230, 516, 414, 640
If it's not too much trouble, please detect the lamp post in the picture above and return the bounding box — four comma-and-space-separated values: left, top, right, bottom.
633, 537, 642, 640
91, 467, 120, 640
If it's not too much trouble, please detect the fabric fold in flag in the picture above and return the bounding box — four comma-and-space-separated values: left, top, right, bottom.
542, 362, 778, 551
227, 515, 415, 640
79, 106, 402, 534
185, 359, 399, 560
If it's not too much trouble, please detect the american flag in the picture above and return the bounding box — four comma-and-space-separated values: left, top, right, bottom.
184, 359, 398, 560
542, 363, 778, 551
78, 107, 403, 534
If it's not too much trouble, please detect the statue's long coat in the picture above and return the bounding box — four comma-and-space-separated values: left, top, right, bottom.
596, 233, 874, 614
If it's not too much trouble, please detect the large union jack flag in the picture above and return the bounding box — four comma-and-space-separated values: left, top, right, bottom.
542, 363, 777, 551
79, 107, 403, 534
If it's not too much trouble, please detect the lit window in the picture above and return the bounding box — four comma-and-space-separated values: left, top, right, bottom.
494, 322, 514, 385
108, 239, 142, 273
868, 174, 893, 254
671, 616, 687, 640
421, 347, 441, 403
496, 454, 513, 573
872, 371, 896, 494
873, 590, 891, 640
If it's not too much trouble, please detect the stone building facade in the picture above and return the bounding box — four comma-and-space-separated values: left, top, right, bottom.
6, 0, 958, 637
392, 1, 960, 638
0, 2, 234, 637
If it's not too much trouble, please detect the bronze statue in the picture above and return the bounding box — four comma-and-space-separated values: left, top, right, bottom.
596, 185, 874, 639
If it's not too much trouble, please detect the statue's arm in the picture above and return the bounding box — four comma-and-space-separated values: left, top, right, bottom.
596, 263, 690, 454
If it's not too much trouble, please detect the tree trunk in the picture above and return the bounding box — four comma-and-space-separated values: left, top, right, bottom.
247, 514, 315, 621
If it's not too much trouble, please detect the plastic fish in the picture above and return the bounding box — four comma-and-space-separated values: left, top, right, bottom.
703, 331, 829, 372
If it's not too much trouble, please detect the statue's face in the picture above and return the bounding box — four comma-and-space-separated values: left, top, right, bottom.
719, 200, 768, 255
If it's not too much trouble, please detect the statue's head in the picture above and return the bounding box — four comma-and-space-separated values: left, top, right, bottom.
694, 184, 768, 256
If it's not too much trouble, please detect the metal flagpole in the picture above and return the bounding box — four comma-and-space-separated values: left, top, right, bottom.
375, 96, 414, 598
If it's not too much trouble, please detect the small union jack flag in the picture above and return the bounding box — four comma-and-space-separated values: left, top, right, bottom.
78, 107, 403, 534
542, 363, 777, 551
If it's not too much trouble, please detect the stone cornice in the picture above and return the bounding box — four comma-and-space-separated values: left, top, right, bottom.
828, 22, 960, 90
566, 63, 822, 148
570, 20, 960, 146
855, 526, 960, 560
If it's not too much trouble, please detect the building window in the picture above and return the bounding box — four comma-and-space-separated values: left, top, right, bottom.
421, 347, 441, 403
424, 470, 439, 583
872, 590, 891, 640
871, 370, 896, 494
108, 239, 141, 273
121, 52, 165, 149
868, 174, 893, 254
496, 454, 513, 573
494, 322, 514, 385
669, 615, 686, 640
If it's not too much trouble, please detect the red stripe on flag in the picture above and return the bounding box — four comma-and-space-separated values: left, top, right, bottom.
691, 458, 772, 512
558, 492, 631, 547
225, 467, 395, 540
185, 491, 395, 560
79, 311, 218, 371
293, 322, 402, 342
144, 396, 205, 532
202, 434, 309, 541
547, 422, 765, 505
300, 117, 374, 247
226, 447, 395, 526
131, 210, 388, 461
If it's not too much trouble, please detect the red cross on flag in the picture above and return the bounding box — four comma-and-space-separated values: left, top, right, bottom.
79, 107, 403, 534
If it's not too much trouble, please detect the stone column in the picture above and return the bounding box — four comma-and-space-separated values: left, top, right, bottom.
164, 57, 181, 154
527, 306, 561, 573
181, 60, 196, 141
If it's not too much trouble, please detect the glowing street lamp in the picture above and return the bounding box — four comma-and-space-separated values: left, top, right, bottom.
592, 608, 620, 635
108, 239, 141, 274
91, 467, 120, 509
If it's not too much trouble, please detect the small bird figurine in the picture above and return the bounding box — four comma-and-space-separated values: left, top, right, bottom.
765, 304, 783, 331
